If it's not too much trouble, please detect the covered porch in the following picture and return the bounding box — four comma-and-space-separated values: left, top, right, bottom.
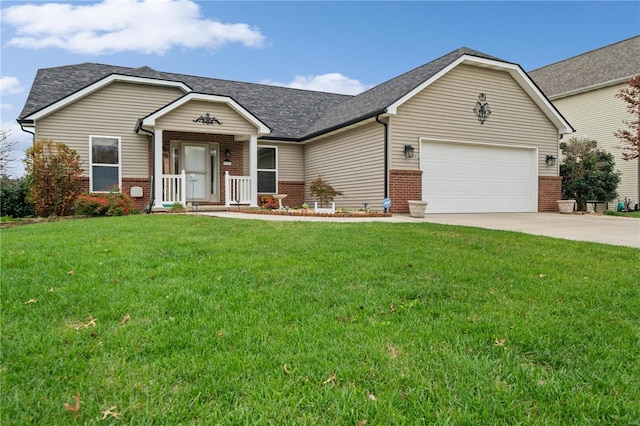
156, 132, 257, 209
135, 92, 270, 210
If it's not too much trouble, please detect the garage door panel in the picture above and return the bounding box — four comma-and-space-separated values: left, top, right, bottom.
421, 141, 537, 213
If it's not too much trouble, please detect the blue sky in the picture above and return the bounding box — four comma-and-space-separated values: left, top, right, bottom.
1, 0, 639, 176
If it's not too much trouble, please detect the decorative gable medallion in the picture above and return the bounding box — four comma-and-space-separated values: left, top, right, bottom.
193, 113, 222, 125
473, 93, 491, 124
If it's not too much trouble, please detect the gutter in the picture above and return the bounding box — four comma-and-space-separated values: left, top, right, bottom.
136, 120, 156, 213
18, 121, 36, 141
375, 113, 389, 202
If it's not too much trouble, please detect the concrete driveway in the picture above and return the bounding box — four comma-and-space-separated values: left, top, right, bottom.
418, 213, 640, 248
206, 211, 639, 248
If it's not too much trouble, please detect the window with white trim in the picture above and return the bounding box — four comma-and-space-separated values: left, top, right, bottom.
257, 146, 277, 193
90, 136, 121, 192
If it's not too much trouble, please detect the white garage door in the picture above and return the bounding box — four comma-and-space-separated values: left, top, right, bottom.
420, 141, 537, 213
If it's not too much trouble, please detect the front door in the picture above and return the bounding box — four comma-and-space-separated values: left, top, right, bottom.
175, 143, 219, 203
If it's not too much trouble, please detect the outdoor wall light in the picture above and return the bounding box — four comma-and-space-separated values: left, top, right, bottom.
546, 155, 557, 166
223, 149, 232, 166
404, 145, 415, 158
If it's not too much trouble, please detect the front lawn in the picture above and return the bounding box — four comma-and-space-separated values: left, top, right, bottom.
1, 215, 639, 424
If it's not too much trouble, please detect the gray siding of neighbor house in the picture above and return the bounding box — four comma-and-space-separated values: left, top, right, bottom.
304, 122, 384, 210
35, 82, 184, 178
550, 83, 638, 204
155, 100, 257, 136
389, 64, 559, 175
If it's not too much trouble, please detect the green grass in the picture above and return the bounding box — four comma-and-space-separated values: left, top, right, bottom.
2, 215, 639, 424
604, 209, 640, 218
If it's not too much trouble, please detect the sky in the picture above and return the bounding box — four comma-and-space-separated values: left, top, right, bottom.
1, 0, 639, 177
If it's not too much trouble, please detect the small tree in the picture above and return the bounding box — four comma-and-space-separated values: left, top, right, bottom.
614, 74, 640, 161
560, 137, 620, 211
0, 129, 19, 178
24, 139, 83, 217
309, 175, 343, 207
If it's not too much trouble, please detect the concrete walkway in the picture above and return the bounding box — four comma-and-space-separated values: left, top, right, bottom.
201, 211, 640, 248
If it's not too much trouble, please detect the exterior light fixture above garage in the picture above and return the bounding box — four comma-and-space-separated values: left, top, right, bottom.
404, 145, 415, 158
546, 155, 557, 166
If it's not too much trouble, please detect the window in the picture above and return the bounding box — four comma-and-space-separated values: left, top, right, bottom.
90, 136, 120, 192
257, 146, 277, 193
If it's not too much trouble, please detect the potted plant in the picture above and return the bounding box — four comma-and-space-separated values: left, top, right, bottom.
407, 200, 429, 218
310, 176, 343, 214
557, 199, 575, 214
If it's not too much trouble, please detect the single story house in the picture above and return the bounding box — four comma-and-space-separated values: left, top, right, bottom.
529, 35, 640, 210
17, 47, 573, 213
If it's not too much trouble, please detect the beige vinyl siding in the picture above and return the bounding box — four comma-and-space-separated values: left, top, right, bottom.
551, 84, 638, 203
155, 101, 256, 135
239, 141, 303, 181
390, 64, 559, 176
305, 122, 384, 210
35, 82, 184, 178
274, 143, 304, 181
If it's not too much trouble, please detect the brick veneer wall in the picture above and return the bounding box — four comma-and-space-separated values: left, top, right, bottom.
77, 177, 150, 212
267, 181, 305, 208
538, 176, 562, 212
389, 169, 423, 213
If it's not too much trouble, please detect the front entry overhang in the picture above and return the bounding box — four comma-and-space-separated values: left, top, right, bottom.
135, 93, 271, 209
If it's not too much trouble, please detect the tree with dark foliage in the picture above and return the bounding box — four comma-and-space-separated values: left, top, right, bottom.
560, 137, 620, 211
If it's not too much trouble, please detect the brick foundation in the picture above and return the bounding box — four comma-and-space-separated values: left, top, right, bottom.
538, 176, 562, 212
389, 169, 423, 213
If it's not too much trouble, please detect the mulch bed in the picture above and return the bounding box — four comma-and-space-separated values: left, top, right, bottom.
236, 209, 392, 218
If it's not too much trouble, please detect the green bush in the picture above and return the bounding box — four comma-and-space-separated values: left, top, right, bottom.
560, 137, 620, 211
0, 176, 35, 218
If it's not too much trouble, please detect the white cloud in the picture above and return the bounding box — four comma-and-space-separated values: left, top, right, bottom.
0, 76, 23, 96
1, 0, 266, 55
262, 73, 372, 95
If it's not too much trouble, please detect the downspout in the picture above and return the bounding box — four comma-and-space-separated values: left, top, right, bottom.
375, 113, 389, 202
19, 122, 36, 141
137, 120, 155, 213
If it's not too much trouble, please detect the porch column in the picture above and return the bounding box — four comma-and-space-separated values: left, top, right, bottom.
154, 128, 164, 208
249, 134, 258, 207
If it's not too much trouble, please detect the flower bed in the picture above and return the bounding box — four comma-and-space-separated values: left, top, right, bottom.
237, 208, 391, 218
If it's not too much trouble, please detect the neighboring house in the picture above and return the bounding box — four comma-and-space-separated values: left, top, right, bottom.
530, 35, 640, 209
17, 47, 573, 213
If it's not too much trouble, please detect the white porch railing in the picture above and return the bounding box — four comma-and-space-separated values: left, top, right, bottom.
225, 171, 252, 206
162, 170, 187, 206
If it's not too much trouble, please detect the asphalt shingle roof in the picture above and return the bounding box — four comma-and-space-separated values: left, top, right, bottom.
529, 35, 640, 98
18, 47, 507, 140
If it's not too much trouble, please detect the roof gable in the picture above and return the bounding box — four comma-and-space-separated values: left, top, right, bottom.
20, 70, 191, 123
303, 48, 572, 138
139, 92, 270, 135
302, 48, 499, 137
529, 35, 640, 98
